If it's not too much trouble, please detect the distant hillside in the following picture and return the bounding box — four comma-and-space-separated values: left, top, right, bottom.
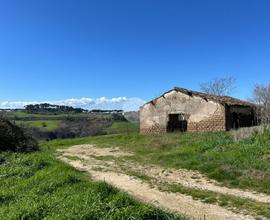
3, 109, 128, 140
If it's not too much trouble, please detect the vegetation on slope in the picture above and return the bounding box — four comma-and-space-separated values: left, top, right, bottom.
0, 117, 185, 219
2, 108, 269, 219
15, 120, 61, 132
44, 130, 270, 195
0, 118, 38, 152
106, 122, 139, 134
0, 150, 185, 220
7, 110, 129, 140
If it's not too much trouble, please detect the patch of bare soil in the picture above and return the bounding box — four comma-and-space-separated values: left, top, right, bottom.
124, 163, 270, 204
58, 144, 133, 157
57, 144, 268, 220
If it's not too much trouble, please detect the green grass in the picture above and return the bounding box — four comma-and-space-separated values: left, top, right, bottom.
9, 112, 137, 134
43, 131, 270, 195
15, 120, 61, 131
163, 182, 270, 219
121, 168, 270, 218
6, 111, 89, 122
10, 111, 71, 119
4, 130, 268, 219
107, 122, 139, 134
0, 150, 185, 220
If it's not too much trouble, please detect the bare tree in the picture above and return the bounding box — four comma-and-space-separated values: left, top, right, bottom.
252, 84, 270, 125
200, 76, 236, 96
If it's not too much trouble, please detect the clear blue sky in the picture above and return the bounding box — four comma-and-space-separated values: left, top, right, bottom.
1, 0, 270, 109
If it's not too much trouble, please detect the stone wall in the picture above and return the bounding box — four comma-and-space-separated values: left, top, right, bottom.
140, 90, 226, 134
187, 106, 226, 132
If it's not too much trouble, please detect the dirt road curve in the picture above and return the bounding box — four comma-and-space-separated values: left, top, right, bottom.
58, 144, 269, 220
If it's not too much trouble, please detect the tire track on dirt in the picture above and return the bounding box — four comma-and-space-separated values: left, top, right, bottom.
57, 145, 265, 220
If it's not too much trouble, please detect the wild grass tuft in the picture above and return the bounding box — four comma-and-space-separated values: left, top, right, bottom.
0, 151, 185, 220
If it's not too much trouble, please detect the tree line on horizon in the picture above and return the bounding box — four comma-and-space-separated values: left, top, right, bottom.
24, 103, 124, 115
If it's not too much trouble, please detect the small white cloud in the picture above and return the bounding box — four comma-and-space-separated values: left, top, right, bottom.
122, 97, 146, 111
0, 97, 145, 111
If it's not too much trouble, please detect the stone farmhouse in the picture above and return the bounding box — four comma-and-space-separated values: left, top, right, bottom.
140, 87, 256, 134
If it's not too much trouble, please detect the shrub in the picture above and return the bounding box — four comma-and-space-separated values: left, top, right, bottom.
55, 119, 107, 139
251, 128, 270, 144
0, 119, 39, 152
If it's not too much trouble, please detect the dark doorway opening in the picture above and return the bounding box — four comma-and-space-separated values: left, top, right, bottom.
167, 113, 187, 132
231, 112, 239, 129
226, 106, 256, 130
231, 112, 255, 129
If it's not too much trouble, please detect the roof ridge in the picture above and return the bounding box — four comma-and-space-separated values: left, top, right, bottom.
174, 86, 254, 106
141, 87, 255, 108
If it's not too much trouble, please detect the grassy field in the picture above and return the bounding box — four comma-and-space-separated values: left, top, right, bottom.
2, 118, 270, 219
15, 120, 61, 131
7, 111, 87, 119
8, 111, 133, 134
0, 149, 185, 220
43, 131, 270, 195
106, 122, 139, 134
7, 111, 86, 132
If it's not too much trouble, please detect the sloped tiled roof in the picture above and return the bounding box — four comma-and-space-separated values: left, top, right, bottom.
144, 87, 255, 107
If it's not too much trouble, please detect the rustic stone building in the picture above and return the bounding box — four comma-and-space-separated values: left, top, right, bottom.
140, 87, 256, 134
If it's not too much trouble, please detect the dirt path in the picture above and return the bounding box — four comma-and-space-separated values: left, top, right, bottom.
57, 144, 270, 220
123, 162, 270, 204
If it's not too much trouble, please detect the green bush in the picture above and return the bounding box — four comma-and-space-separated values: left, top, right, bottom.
251, 128, 270, 144
0, 119, 39, 152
